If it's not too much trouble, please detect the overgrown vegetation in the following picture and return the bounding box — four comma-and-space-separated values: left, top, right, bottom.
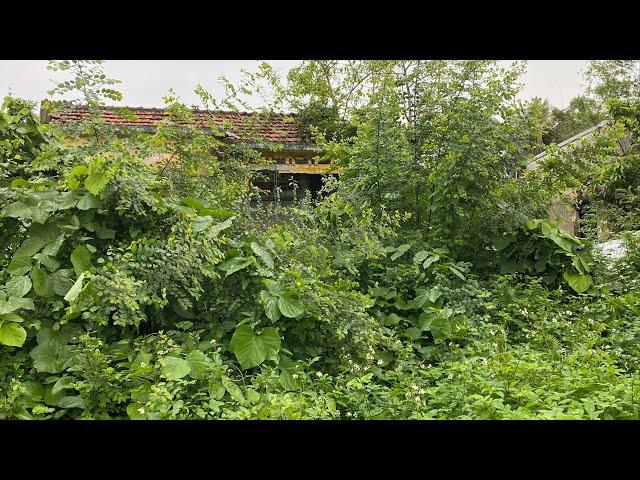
1, 60, 639, 420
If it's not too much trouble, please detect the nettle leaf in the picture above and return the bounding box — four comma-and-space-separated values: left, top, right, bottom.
0, 323, 27, 347
277, 291, 304, 318
7, 256, 33, 276
161, 356, 192, 380
230, 325, 281, 370
71, 245, 91, 276
563, 271, 593, 293
5, 276, 32, 298
251, 242, 274, 270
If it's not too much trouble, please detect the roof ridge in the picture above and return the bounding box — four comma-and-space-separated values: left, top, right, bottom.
42, 100, 297, 117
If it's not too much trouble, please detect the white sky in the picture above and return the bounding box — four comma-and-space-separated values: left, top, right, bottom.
0, 60, 589, 110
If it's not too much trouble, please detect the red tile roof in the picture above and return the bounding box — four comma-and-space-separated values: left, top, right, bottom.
43, 104, 311, 145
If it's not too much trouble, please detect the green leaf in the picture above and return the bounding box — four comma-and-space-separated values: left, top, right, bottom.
51, 376, 74, 395
3, 201, 32, 219
7, 256, 32, 276
76, 193, 101, 210
423, 254, 440, 269
0, 297, 34, 315
58, 396, 85, 409
413, 251, 430, 264
448, 265, 466, 280
212, 216, 235, 236
161, 356, 191, 380
0, 313, 24, 323
186, 350, 209, 380
70, 245, 91, 276
221, 376, 244, 403
260, 290, 281, 322
84, 170, 111, 195
5, 276, 32, 298
64, 273, 85, 302
405, 327, 422, 341
258, 327, 281, 363
30, 341, 72, 373
0, 323, 27, 347
251, 242, 274, 269
390, 243, 412, 261
14, 237, 47, 258
492, 236, 512, 251
230, 325, 281, 370
219, 257, 254, 277
277, 291, 304, 318
563, 271, 593, 293
429, 316, 452, 341
31, 265, 55, 298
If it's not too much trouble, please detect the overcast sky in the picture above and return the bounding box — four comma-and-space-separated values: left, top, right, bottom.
0, 60, 590, 110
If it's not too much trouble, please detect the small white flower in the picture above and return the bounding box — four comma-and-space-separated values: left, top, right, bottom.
377, 359, 384, 366
137, 407, 145, 414
316, 371, 323, 377
292, 373, 299, 379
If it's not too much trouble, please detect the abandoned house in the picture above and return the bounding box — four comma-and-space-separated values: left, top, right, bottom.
526, 119, 634, 235
39, 103, 334, 203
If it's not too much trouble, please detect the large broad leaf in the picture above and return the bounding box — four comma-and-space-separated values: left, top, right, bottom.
230, 325, 281, 370
7, 256, 32, 276
64, 273, 85, 302
258, 328, 281, 363
413, 251, 430, 264
0, 297, 35, 315
260, 290, 281, 322
5, 276, 32, 298
390, 243, 412, 261
277, 291, 304, 318
186, 350, 209, 380
428, 316, 452, 342
3, 201, 33, 219
70, 245, 91, 276
563, 271, 593, 293
31, 265, 55, 298
219, 257, 254, 277
84, 169, 112, 195
76, 193, 101, 210
251, 242, 274, 270
0, 323, 27, 347
491, 236, 512, 251
14, 236, 47, 258
221, 376, 245, 403
30, 341, 72, 373
161, 356, 192, 380
57, 396, 85, 409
